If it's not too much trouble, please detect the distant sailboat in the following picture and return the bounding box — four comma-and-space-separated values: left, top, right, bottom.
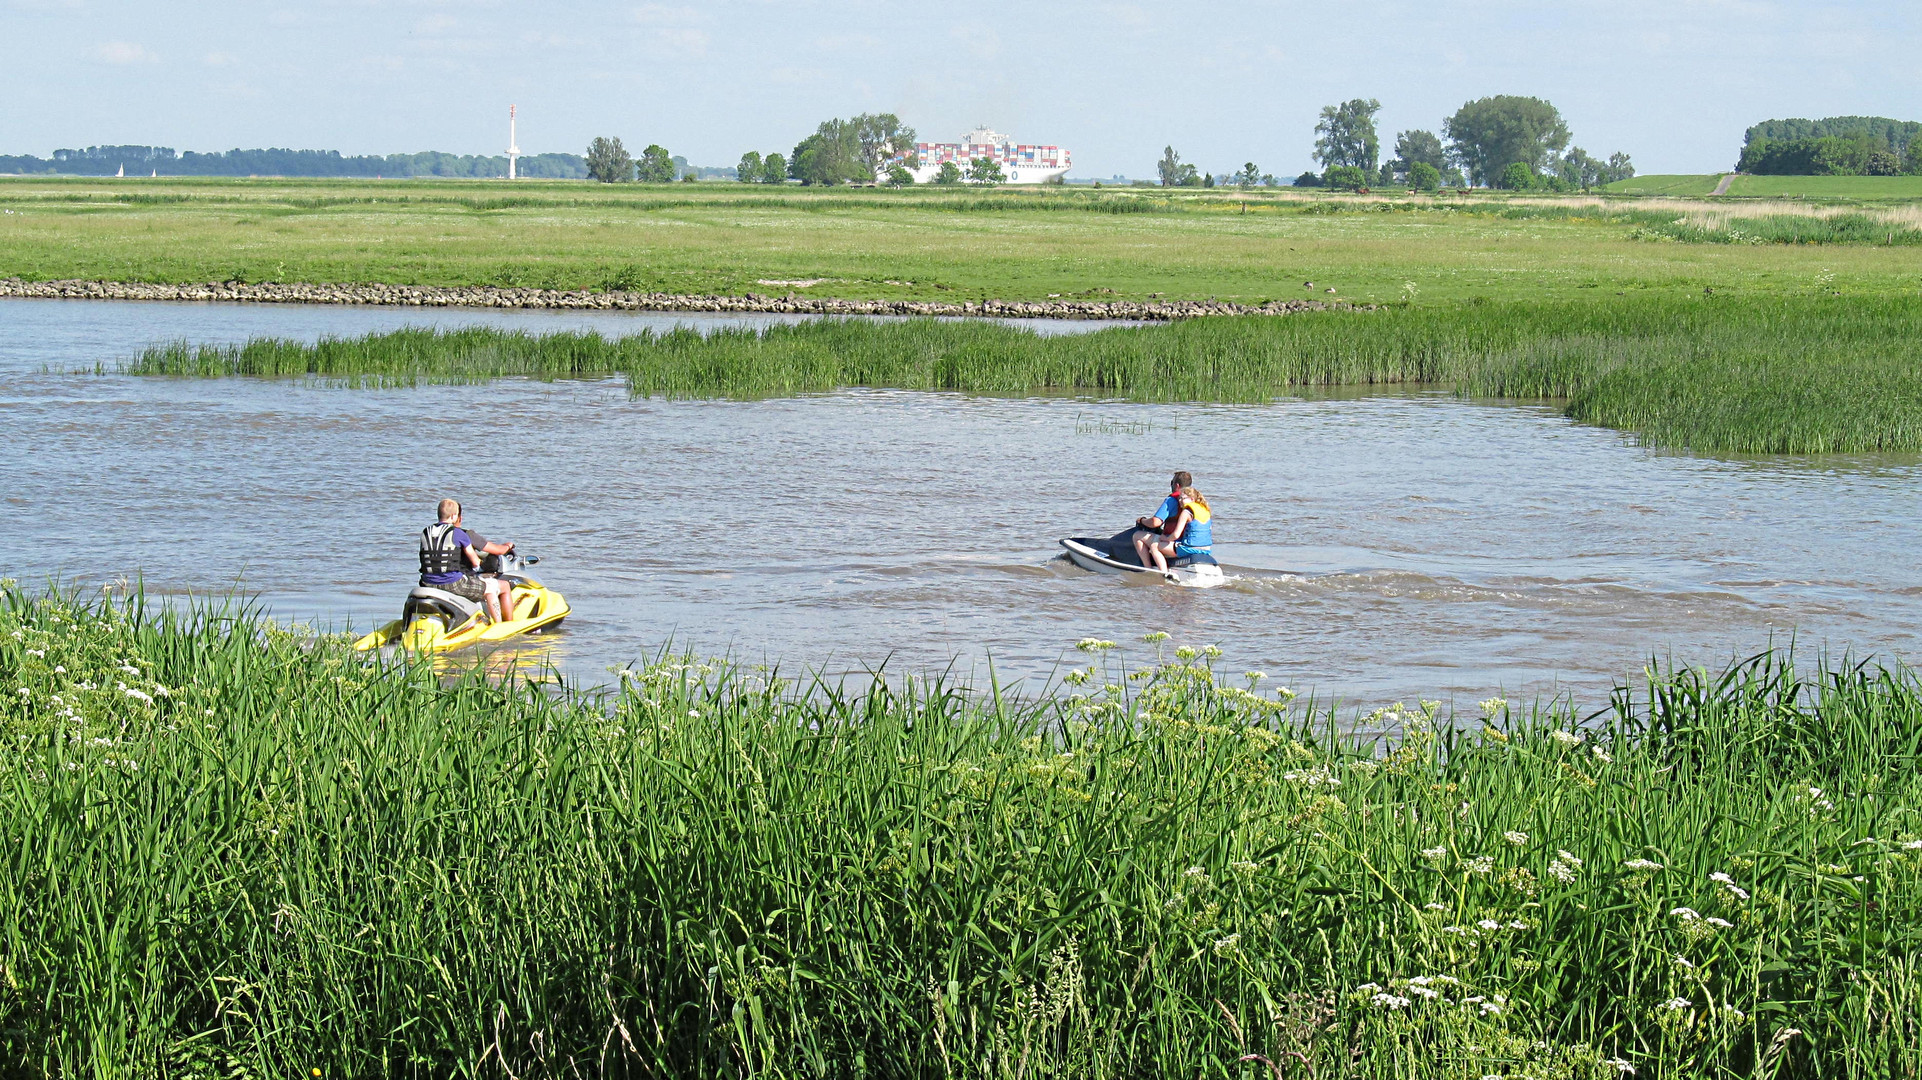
150, 169, 157, 177
116, 164, 124, 177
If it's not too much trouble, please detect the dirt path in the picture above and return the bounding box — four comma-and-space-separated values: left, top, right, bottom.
1711, 173, 1735, 195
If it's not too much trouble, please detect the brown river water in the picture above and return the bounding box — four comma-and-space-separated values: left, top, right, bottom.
5, 297, 1921, 709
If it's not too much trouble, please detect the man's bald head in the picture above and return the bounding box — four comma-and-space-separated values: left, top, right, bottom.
438, 498, 461, 522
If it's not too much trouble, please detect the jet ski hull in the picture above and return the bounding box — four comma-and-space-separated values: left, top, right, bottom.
353, 576, 570, 653
1060, 530, 1226, 588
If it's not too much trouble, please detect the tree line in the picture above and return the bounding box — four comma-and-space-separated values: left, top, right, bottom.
0, 145, 586, 178
1158, 96, 1632, 192
1736, 116, 1922, 176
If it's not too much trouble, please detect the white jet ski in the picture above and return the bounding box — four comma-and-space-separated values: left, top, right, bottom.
1060, 528, 1227, 589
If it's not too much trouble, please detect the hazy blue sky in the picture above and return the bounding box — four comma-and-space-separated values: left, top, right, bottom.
3, 0, 1916, 176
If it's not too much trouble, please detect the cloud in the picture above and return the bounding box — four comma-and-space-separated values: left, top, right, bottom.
91, 40, 157, 64
203, 51, 240, 67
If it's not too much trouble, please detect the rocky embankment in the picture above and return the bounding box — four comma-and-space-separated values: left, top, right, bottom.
0, 278, 1369, 320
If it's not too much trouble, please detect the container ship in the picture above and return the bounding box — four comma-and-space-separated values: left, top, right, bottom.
898, 127, 1070, 184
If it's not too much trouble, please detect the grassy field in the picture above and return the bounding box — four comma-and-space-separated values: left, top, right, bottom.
4, 177, 1921, 305
1725, 175, 1922, 200
5, 586, 1920, 1078
127, 295, 1922, 455
1603, 175, 1727, 197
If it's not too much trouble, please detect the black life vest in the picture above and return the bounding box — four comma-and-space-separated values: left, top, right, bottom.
419, 522, 467, 578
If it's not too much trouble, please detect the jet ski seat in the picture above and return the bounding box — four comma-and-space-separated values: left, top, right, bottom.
403, 586, 482, 624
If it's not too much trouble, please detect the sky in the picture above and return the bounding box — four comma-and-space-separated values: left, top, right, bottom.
2, 0, 1917, 177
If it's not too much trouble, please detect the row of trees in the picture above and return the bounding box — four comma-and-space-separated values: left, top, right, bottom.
1306, 96, 1633, 191
583, 138, 682, 183
0, 145, 587, 178
1736, 116, 1922, 175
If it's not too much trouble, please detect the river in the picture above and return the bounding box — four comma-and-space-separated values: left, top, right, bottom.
5, 297, 1920, 707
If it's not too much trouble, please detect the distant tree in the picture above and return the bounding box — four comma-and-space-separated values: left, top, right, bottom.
1314, 98, 1382, 173
1235, 162, 1260, 187
1387, 129, 1446, 182
760, 153, 787, 184
885, 163, 915, 186
1294, 170, 1322, 187
1323, 165, 1369, 191
934, 160, 963, 185
1498, 162, 1536, 191
1157, 145, 1184, 187
790, 119, 867, 185
585, 136, 634, 183
1908, 140, 1922, 175
1408, 161, 1442, 191
636, 144, 675, 183
967, 157, 1006, 185
1444, 96, 1569, 187
852, 113, 917, 178
736, 151, 762, 183
1558, 147, 1601, 191
1603, 152, 1635, 183
1202, 172, 1215, 188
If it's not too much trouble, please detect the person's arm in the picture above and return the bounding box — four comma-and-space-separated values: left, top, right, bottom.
1137, 514, 1164, 530
479, 540, 515, 556
463, 544, 484, 569
1170, 509, 1192, 540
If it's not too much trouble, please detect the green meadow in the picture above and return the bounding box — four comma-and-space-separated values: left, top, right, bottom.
3, 176, 1920, 305
5, 586, 1920, 1078
128, 295, 1922, 455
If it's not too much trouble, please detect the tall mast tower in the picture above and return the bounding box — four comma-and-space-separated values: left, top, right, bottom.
507, 104, 520, 180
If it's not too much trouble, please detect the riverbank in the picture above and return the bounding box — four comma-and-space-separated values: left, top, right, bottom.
126, 295, 1922, 454
4, 586, 1917, 1077
0, 276, 1361, 320
6, 178, 1920, 304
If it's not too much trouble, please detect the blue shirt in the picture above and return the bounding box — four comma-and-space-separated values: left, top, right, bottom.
422, 526, 473, 585
1152, 494, 1180, 525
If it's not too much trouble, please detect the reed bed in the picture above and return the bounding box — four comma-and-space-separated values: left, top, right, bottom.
4, 586, 1921, 1077
126, 296, 1922, 454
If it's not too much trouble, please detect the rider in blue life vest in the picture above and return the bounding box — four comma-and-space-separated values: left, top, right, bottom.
419, 498, 518, 623
1132, 471, 1214, 576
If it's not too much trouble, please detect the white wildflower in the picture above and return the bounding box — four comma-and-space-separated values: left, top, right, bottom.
1212, 933, 1241, 955
1706, 917, 1733, 929
1723, 1006, 1747, 1022
1605, 1058, 1637, 1075
1409, 984, 1441, 1000
1623, 858, 1664, 872
1905, 840, 1922, 851
1556, 850, 1583, 868
1549, 729, 1583, 747
53, 665, 65, 674
1548, 860, 1578, 883
1479, 697, 1507, 717
1477, 919, 1502, 931
120, 685, 153, 704
1184, 866, 1208, 879
1075, 638, 1116, 652
1503, 830, 1528, 846
1661, 997, 1691, 1011
1420, 846, 1449, 860
1670, 907, 1701, 921
1507, 920, 1529, 930
1424, 902, 1447, 911
1371, 992, 1412, 1010
1282, 765, 1341, 787
1710, 872, 1751, 901
1591, 745, 1613, 763
1673, 955, 1695, 969
1463, 855, 1495, 874
25, 648, 44, 658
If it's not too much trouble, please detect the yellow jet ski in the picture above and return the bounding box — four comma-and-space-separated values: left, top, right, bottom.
353, 552, 569, 653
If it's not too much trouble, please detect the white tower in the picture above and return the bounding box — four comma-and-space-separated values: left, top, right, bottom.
506, 104, 520, 180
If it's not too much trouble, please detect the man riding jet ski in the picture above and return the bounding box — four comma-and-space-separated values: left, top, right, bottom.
353, 498, 568, 653
1059, 471, 1226, 588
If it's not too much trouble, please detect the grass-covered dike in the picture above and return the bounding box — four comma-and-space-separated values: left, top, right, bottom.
129, 295, 1922, 455
4, 585, 1922, 1077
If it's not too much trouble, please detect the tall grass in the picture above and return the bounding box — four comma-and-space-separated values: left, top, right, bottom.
125, 296, 1922, 454
4, 587, 1921, 1077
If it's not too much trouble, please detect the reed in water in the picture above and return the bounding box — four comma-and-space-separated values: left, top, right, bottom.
5, 583, 1920, 1077
124, 294, 1922, 454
